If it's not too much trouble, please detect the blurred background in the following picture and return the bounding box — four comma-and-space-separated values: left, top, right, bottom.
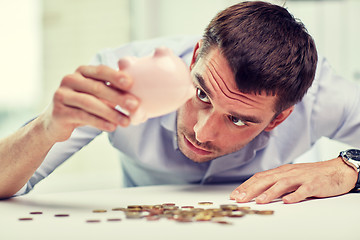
0, 0, 359, 194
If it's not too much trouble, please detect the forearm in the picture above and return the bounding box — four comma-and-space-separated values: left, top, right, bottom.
0, 116, 57, 199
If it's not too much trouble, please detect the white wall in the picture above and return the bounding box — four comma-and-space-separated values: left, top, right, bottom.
0, 0, 42, 138
0, 0, 42, 108
32, 0, 131, 193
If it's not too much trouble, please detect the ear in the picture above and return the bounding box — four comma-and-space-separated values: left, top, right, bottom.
264, 106, 294, 132
190, 40, 202, 70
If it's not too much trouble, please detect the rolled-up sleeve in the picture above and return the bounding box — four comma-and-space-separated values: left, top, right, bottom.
14, 126, 102, 196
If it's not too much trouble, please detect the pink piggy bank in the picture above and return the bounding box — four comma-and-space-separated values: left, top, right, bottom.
117, 47, 195, 125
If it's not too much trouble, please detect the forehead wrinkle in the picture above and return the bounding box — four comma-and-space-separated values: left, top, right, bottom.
208, 61, 258, 104
207, 62, 250, 104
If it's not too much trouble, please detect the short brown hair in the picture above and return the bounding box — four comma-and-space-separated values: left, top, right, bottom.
199, 1, 318, 113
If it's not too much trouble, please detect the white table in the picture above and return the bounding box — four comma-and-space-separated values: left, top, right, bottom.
0, 184, 358, 240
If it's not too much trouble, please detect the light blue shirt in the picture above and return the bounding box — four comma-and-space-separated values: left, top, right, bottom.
17, 36, 360, 195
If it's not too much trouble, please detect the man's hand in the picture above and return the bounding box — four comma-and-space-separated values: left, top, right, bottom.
230, 157, 358, 204
41, 65, 140, 142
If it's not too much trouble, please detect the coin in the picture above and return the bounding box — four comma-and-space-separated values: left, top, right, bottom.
146, 216, 161, 221
125, 211, 143, 219
214, 220, 233, 225
181, 206, 194, 209
228, 212, 245, 218
92, 209, 107, 213
162, 203, 176, 207
198, 201, 213, 205
238, 207, 251, 211
18, 217, 33, 221
86, 219, 101, 223
54, 214, 69, 217
256, 210, 274, 215
107, 218, 122, 222
128, 205, 142, 209
175, 216, 192, 223
194, 212, 213, 221
29, 211, 43, 215
220, 204, 238, 211
112, 207, 125, 211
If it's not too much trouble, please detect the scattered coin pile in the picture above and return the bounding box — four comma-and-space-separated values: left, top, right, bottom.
18, 202, 274, 225
94, 202, 274, 225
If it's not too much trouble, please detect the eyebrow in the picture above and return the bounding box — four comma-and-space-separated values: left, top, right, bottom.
195, 73, 213, 99
194, 73, 263, 124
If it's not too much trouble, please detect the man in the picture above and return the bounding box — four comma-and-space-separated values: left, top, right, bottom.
0, 1, 359, 204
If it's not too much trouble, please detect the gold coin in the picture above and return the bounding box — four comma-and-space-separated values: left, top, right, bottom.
256, 210, 274, 215
220, 204, 238, 211
128, 205, 142, 209
112, 207, 125, 211
228, 212, 245, 218
238, 207, 251, 211
92, 209, 107, 213
198, 201, 213, 205
194, 212, 213, 221
125, 211, 142, 219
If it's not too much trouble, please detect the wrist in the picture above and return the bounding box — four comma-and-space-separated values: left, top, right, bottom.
339, 149, 360, 191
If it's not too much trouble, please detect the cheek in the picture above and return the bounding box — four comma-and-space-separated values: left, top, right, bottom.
178, 98, 197, 125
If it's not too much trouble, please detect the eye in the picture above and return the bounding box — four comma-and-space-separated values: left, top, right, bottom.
228, 115, 246, 127
196, 88, 210, 103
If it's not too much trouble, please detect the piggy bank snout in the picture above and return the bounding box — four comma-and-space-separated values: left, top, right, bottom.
118, 56, 136, 70
153, 47, 172, 57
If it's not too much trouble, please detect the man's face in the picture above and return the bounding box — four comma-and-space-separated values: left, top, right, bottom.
176, 47, 280, 163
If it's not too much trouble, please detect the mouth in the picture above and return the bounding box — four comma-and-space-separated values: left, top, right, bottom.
183, 135, 212, 155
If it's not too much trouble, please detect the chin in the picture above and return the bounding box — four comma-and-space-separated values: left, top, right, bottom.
177, 137, 215, 163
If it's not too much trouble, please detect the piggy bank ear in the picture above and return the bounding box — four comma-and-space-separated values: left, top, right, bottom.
118, 57, 132, 71
153, 47, 171, 57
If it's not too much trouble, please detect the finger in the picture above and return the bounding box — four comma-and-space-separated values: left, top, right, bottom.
62, 73, 140, 115
254, 177, 299, 204
56, 88, 130, 127
58, 106, 119, 132
230, 164, 299, 201
282, 184, 314, 204
76, 65, 133, 91
231, 175, 275, 203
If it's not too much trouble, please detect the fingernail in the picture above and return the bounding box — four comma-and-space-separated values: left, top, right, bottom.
230, 190, 239, 199
256, 194, 267, 202
236, 192, 247, 201
120, 117, 130, 126
282, 195, 292, 203
115, 105, 130, 116
118, 77, 129, 87
125, 98, 139, 110
105, 122, 116, 131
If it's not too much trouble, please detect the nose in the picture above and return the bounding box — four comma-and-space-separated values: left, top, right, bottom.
193, 111, 219, 143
